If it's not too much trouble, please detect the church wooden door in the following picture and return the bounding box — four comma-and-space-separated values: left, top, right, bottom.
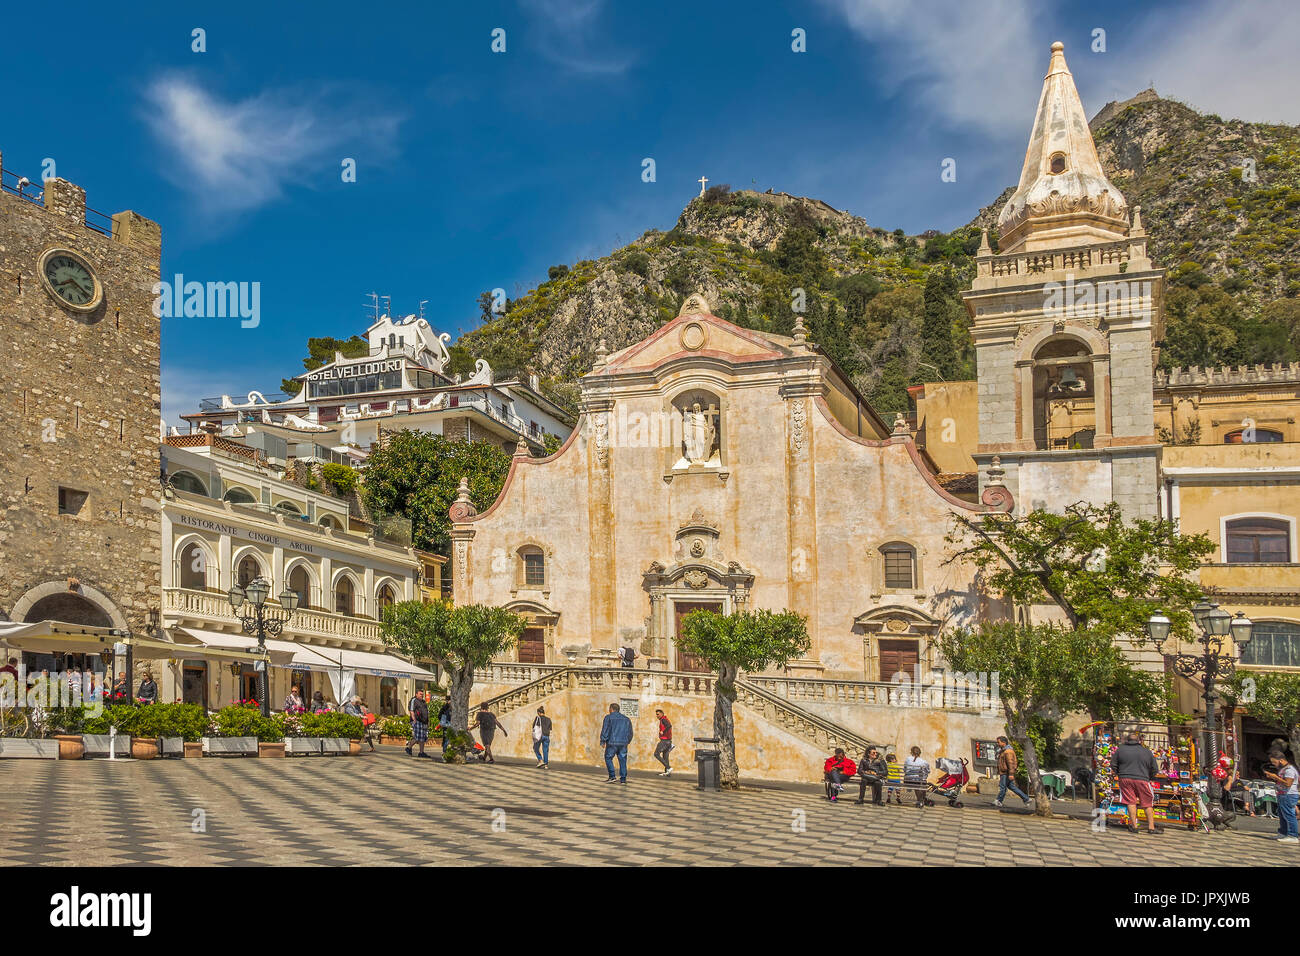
518, 627, 546, 664
673, 601, 723, 673
877, 639, 920, 683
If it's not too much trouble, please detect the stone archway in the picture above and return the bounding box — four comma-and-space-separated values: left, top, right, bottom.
10, 580, 128, 630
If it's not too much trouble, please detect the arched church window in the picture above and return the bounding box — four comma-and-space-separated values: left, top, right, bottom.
1032, 338, 1095, 451
1049, 152, 1067, 174
881, 543, 917, 590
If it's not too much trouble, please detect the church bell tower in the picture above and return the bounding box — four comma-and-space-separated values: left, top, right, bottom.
964, 42, 1164, 517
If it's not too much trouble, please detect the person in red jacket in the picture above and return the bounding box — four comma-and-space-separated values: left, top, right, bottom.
824, 748, 858, 801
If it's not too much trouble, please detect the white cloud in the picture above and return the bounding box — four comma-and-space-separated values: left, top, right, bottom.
518, 0, 635, 76
1092, 0, 1300, 125
143, 75, 402, 216
819, 0, 1043, 136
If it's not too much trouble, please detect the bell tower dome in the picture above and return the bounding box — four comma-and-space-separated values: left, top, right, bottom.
997, 42, 1130, 254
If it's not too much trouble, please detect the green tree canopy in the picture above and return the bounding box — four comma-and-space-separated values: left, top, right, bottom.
947, 501, 1214, 641
361, 431, 511, 555
1224, 670, 1300, 762
936, 621, 1165, 815
678, 608, 811, 789
379, 600, 523, 748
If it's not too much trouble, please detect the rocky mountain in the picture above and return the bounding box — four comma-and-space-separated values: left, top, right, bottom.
458, 92, 1300, 416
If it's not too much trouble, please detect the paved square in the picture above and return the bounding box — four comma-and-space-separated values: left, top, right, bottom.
0, 750, 1293, 866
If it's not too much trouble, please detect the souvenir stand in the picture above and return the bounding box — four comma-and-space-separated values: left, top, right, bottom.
1083, 722, 1205, 832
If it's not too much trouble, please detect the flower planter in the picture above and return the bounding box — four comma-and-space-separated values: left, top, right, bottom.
349, 739, 363, 755
83, 734, 131, 757
379, 735, 411, 747
131, 738, 161, 760
258, 742, 285, 758
183, 741, 204, 759
202, 736, 258, 756
160, 737, 185, 758
0, 738, 60, 759
285, 737, 323, 755
321, 737, 350, 755
54, 734, 85, 760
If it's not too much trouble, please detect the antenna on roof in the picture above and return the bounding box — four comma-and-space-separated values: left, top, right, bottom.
418, 300, 428, 321
381, 295, 391, 318
364, 292, 379, 324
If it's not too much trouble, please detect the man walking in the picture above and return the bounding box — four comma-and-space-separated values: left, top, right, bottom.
1114, 730, 1161, 833
406, 690, 430, 759
532, 705, 552, 768
599, 702, 634, 783
653, 708, 673, 776
855, 746, 888, 805
993, 736, 1032, 809
471, 702, 506, 764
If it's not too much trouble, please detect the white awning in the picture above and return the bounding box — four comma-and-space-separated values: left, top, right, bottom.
307, 646, 436, 679
169, 627, 298, 667
0, 620, 269, 663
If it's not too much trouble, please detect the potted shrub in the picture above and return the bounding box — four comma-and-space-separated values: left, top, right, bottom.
82, 704, 136, 757
46, 705, 89, 759
132, 703, 207, 758
300, 712, 364, 755
280, 712, 322, 755
378, 714, 412, 747
203, 701, 277, 755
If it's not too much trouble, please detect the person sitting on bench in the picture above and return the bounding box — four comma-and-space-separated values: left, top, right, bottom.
823, 748, 858, 801
856, 746, 888, 805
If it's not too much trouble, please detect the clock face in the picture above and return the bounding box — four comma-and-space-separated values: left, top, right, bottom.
42, 251, 100, 309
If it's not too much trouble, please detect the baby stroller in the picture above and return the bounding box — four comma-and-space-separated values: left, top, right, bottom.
926, 757, 969, 807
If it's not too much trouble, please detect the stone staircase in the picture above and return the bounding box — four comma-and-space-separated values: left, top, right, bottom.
475, 665, 882, 756
734, 677, 879, 754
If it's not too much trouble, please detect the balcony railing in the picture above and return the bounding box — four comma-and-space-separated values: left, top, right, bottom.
164, 587, 383, 644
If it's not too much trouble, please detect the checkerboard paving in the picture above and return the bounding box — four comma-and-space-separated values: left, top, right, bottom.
0, 751, 1294, 866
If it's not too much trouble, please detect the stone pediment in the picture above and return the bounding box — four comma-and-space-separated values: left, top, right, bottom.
600, 307, 789, 374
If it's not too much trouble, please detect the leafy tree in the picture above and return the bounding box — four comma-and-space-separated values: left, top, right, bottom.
936, 621, 1163, 816
677, 608, 811, 790
320, 462, 358, 498
947, 501, 1214, 642
1223, 670, 1300, 763
361, 431, 511, 555
920, 266, 962, 379
379, 600, 524, 759
281, 335, 370, 395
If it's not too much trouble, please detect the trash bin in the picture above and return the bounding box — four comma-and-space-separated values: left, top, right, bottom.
694, 736, 720, 791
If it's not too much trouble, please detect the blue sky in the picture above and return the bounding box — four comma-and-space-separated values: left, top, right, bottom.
2, 0, 1295, 427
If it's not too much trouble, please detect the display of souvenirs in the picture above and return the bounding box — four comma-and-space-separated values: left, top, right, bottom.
1084, 722, 1204, 832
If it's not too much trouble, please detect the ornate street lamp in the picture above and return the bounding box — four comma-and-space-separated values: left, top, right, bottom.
227, 576, 299, 717
1144, 600, 1254, 814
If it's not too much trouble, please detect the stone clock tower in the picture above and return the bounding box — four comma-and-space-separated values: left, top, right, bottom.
0, 150, 164, 641
964, 43, 1164, 518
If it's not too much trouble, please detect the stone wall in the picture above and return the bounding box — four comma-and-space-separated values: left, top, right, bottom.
0, 164, 163, 637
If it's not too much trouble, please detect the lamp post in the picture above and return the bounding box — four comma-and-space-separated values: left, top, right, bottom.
1143, 602, 1253, 812
228, 576, 299, 717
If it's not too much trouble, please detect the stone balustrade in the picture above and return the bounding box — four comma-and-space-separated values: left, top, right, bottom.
163, 587, 383, 644
979, 237, 1139, 280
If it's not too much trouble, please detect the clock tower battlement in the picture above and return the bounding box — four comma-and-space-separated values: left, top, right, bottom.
0, 147, 164, 638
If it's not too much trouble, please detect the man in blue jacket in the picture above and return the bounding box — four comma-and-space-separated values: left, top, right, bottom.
599, 703, 634, 783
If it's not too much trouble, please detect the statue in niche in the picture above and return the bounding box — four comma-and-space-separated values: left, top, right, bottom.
681, 402, 718, 466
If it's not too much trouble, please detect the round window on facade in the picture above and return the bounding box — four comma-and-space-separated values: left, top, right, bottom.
1049, 152, 1068, 175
